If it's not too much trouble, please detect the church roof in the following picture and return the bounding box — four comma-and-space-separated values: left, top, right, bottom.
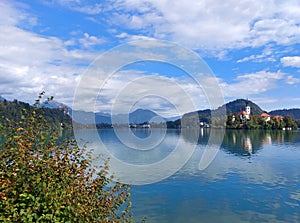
273, 115, 283, 120
238, 111, 247, 115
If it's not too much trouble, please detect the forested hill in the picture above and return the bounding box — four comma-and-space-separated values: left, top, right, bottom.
269, 109, 300, 119
182, 99, 264, 123
220, 99, 264, 115
0, 99, 72, 130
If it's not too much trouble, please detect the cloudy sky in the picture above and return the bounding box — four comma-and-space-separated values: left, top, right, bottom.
1, 0, 300, 116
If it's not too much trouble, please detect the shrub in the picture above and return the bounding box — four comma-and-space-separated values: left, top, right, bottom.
0, 93, 132, 222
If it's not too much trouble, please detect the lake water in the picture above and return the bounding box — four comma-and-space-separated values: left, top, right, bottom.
75, 128, 300, 223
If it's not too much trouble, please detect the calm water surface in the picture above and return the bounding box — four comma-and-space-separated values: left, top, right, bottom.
77, 128, 300, 223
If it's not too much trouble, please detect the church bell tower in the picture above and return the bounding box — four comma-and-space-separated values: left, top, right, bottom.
245, 101, 251, 115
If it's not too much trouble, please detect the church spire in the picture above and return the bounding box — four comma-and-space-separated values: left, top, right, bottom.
245, 99, 251, 115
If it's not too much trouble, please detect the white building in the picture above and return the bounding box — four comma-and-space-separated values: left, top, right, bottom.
238, 103, 251, 120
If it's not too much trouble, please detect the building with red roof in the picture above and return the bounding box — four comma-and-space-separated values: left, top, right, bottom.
261, 113, 271, 121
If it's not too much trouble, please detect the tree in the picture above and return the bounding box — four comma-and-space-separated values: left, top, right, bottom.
283, 115, 298, 129
226, 113, 234, 127
0, 93, 132, 222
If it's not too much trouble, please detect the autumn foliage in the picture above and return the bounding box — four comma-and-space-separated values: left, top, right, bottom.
0, 93, 132, 222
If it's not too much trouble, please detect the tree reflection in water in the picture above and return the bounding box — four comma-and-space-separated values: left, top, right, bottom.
181, 128, 297, 157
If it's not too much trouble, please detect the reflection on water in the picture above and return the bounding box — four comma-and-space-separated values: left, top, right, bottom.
75, 128, 300, 223
181, 128, 298, 157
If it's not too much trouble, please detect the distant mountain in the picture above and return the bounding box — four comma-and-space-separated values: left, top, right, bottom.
165, 115, 181, 122
0, 96, 5, 101
108, 109, 166, 124
41, 100, 71, 112
72, 109, 167, 124
129, 109, 162, 123
72, 110, 111, 124
269, 109, 300, 119
95, 112, 112, 124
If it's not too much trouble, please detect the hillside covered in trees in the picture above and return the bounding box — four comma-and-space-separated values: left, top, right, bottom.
0, 98, 72, 131
220, 99, 264, 115
269, 108, 300, 125
269, 108, 300, 118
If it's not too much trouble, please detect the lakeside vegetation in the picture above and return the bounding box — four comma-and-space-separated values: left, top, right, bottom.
0, 93, 132, 222
226, 113, 298, 130
0, 98, 73, 133
166, 112, 298, 130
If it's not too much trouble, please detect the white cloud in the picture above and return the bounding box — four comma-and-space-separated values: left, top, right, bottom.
286, 75, 300, 85
249, 18, 300, 46
108, 0, 300, 52
116, 32, 157, 42
0, 1, 97, 105
79, 33, 105, 48
38, 0, 300, 54
220, 70, 300, 109
60, 31, 106, 50
44, 0, 103, 15
220, 71, 284, 98
281, 56, 300, 68
72, 4, 102, 15
0, 0, 26, 26
237, 47, 276, 63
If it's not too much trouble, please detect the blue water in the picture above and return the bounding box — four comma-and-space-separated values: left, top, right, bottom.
76, 128, 300, 222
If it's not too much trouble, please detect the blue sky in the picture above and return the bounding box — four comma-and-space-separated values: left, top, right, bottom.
1, 0, 300, 116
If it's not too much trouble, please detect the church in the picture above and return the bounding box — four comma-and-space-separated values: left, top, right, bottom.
237, 103, 251, 120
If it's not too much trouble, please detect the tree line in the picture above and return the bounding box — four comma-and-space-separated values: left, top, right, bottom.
226, 113, 298, 130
